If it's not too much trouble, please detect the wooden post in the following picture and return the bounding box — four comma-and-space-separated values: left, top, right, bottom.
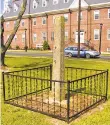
52, 16, 65, 101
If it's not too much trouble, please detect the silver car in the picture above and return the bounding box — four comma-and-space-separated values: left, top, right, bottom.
64, 47, 100, 58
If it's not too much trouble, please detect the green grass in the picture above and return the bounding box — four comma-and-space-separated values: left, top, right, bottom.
1, 57, 110, 125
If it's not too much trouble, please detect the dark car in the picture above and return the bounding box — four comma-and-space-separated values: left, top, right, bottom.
64, 47, 100, 58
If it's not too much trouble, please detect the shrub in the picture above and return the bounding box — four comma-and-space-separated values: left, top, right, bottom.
24, 46, 28, 50
16, 45, 20, 50
43, 41, 50, 50
9, 45, 12, 49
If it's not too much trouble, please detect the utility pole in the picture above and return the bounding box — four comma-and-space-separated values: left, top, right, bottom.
24, 28, 27, 52
99, 23, 103, 54
78, 0, 81, 58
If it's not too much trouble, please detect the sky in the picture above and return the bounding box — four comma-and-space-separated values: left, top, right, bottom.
0, 0, 4, 15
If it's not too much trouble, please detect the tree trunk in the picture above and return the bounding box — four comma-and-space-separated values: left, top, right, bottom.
0, 0, 27, 67
1, 52, 6, 66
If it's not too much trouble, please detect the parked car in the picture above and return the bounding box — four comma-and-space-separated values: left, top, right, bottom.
64, 47, 100, 58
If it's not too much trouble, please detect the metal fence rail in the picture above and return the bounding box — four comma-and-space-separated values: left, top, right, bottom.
2, 65, 108, 123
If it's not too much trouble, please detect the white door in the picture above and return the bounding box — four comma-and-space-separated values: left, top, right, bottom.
75, 31, 84, 43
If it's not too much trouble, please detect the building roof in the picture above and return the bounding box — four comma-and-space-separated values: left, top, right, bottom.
85, 0, 110, 5
3, 0, 110, 19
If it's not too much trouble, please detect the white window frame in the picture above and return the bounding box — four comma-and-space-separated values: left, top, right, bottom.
7, 35, 9, 40
51, 32, 54, 41
64, 14, 68, 22
14, 35, 17, 42
33, 0, 38, 9
108, 9, 110, 19
33, 18, 37, 26
21, 20, 25, 27
22, 34, 25, 42
53, 0, 59, 5
33, 33, 37, 42
53, 16, 56, 24
42, 17, 46, 25
42, 0, 47, 7
65, 31, 68, 41
5, 6, 10, 13
107, 29, 110, 40
42, 32, 47, 41
94, 29, 100, 40
13, 4, 18, 12
94, 10, 100, 20
64, 0, 69, 3
14, 21, 16, 26
6, 22, 10, 27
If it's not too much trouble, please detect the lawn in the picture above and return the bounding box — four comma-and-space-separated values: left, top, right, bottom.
1, 56, 110, 125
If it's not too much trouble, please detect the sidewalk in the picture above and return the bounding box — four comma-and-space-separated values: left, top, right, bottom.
7, 49, 53, 53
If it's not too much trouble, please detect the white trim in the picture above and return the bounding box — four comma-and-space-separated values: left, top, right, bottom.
33, 33, 37, 42
53, 0, 59, 5
33, 18, 37, 25
42, 0, 48, 7
108, 9, 110, 19
64, 0, 69, 3
94, 29, 100, 40
90, 2, 110, 7
42, 17, 46, 25
107, 29, 110, 40
94, 10, 100, 20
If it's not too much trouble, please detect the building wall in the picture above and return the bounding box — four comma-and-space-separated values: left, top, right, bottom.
4, 7, 110, 52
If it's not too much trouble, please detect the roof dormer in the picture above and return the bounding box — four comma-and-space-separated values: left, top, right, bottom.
33, 0, 39, 9
13, 4, 18, 12
42, 0, 48, 7
53, 0, 59, 5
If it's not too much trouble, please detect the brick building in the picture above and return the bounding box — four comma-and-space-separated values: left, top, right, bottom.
3, 0, 110, 52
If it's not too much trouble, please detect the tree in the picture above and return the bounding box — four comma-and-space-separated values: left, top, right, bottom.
43, 41, 50, 50
0, 0, 27, 66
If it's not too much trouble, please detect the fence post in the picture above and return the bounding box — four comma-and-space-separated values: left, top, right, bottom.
106, 69, 109, 100
67, 80, 70, 123
50, 64, 52, 90
2, 72, 6, 102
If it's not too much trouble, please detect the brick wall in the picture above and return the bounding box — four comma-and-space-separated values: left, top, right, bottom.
4, 8, 110, 52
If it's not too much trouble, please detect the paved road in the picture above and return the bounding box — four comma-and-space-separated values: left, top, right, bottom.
6, 51, 110, 60
6, 51, 52, 57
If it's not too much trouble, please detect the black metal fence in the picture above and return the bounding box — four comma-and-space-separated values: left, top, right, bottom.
2, 65, 108, 123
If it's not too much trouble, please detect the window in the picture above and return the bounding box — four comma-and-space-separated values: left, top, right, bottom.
6, 22, 10, 27
77, 12, 82, 21
14, 35, 17, 41
7, 35, 9, 40
64, 0, 69, 3
53, 0, 58, 5
42, 17, 46, 25
22, 34, 25, 42
21, 20, 25, 27
53, 16, 55, 24
42, 32, 47, 41
94, 10, 100, 20
107, 29, 110, 40
33, 0, 38, 9
33, 33, 37, 42
64, 14, 68, 22
108, 9, 110, 19
94, 29, 99, 40
42, 0, 47, 7
5, 6, 10, 13
51, 32, 54, 41
33, 18, 37, 25
14, 21, 16, 26
13, 4, 18, 12
65, 31, 68, 41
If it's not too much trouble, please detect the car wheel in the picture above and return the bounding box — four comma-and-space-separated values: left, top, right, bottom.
86, 53, 91, 59
68, 53, 72, 57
